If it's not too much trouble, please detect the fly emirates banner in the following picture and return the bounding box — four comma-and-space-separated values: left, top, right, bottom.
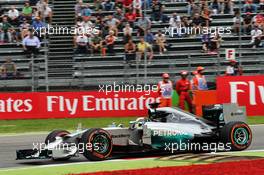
217, 75, 264, 116
0, 91, 160, 119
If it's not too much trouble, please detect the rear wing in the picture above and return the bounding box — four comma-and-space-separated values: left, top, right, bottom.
223, 103, 247, 123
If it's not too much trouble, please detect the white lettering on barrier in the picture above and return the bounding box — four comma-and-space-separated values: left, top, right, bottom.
47, 96, 79, 115
230, 81, 264, 105
0, 98, 32, 112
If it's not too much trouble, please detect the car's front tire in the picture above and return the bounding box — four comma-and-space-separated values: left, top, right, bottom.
81, 128, 113, 161
220, 121, 252, 151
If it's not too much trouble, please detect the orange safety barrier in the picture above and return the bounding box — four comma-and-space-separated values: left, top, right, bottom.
192, 90, 217, 117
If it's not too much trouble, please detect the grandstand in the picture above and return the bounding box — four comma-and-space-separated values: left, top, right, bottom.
0, 0, 263, 91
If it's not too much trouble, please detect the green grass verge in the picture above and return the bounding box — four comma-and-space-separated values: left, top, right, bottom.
0, 116, 263, 134
0, 117, 137, 134
247, 116, 264, 125
0, 159, 191, 175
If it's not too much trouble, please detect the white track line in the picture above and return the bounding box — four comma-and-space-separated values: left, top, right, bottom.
249, 124, 264, 127
214, 149, 264, 154
0, 158, 155, 172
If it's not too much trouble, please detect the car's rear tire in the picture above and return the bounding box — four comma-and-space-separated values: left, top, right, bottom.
220, 121, 252, 151
81, 128, 113, 161
45, 130, 71, 161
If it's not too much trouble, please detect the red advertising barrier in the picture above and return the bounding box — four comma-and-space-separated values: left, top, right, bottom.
0, 91, 159, 120
217, 75, 264, 116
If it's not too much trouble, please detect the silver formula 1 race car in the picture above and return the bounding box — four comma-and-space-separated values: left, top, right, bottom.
16, 103, 252, 161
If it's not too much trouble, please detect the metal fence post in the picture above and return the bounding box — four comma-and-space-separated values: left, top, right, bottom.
217, 51, 221, 76
31, 54, 35, 92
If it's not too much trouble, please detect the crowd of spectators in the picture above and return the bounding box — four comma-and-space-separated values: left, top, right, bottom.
74, 0, 170, 61
0, 0, 52, 59
0, 0, 52, 44
0, 0, 53, 79
73, 0, 264, 58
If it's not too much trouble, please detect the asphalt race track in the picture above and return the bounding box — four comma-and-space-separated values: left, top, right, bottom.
0, 125, 263, 169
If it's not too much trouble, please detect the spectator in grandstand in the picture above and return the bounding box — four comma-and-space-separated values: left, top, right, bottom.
0, 6, 4, 19
94, 11, 103, 26
75, 17, 83, 29
192, 66, 208, 90
106, 15, 120, 37
81, 4, 92, 21
201, 7, 212, 28
210, 0, 220, 14
155, 30, 167, 55
82, 17, 94, 33
243, 0, 257, 13
90, 30, 103, 55
101, 0, 115, 11
169, 12, 181, 38
220, 0, 234, 14
250, 25, 263, 48
22, 30, 40, 58
210, 33, 223, 53
136, 14, 151, 37
96, 17, 108, 38
191, 13, 203, 36
145, 29, 155, 46
125, 9, 137, 28
124, 39, 136, 62
32, 16, 46, 38
143, 0, 152, 9
19, 19, 31, 40
115, 0, 123, 9
187, 1, 201, 17
0, 17, 14, 44
181, 16, 192, 37
226, 59, 243, 76
1, 58, 17, 79
75, 35, 89, 54
8, 6, 19, 26
22, 2, 33, 21
105, 30, 116, 55
252, 14, 264, 31
123, 23, 133, 44
157, 73, 173, 107
233, 12, 243, 36
114, 8, 124, 26
36, 0, 44, 11
176, 71, 193, 113
151, 0, 163, 23
137, 37, 153, 64
201, 33, 211, 52
243, 12, 253, 35
260, 0, 264, 11
75, 0, 83, 17
122, 0, 133, 10
42, 2, 52, 24
133, 0, 142, 16
32, 7, 40, 21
